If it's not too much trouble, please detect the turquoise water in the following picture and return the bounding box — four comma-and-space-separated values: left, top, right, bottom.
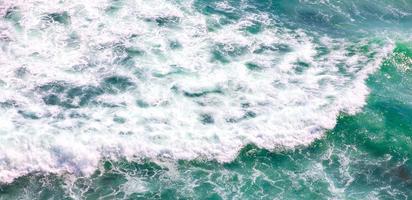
0, 0, 411, 199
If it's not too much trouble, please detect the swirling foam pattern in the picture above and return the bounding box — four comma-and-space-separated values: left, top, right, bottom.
1, 0, 411, 199
0, 0, 396, 183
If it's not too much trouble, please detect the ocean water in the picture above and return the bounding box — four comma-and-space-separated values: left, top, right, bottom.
0, 0, 411, 199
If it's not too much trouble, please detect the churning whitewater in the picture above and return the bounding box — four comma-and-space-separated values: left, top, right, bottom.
0, 0, 394, 183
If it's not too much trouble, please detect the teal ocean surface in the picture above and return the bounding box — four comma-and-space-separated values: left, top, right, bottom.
0, 0, 411, 199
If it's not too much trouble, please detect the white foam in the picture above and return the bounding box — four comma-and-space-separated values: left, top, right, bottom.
0, 0, 394, 183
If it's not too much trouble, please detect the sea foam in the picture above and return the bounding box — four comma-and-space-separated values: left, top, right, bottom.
0, 0, 393, 183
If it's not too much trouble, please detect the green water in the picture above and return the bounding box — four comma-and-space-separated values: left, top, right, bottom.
1, 0, 412, 199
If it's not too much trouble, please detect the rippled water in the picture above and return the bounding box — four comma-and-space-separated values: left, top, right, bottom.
0, 0, 411, 199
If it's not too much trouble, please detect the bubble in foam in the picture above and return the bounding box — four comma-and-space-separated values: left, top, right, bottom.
0, 0, 394, 183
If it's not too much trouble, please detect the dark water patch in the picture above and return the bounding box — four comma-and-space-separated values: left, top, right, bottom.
0, 100, 17, 108
199, 113, 214, 124
117, 56, 135, 68
113, 116, 126, 124
42, 12, 70, 25
112, 43, 144, 67
100, 101, 127, 108
136, 100, 149, 108
211, 49, 230, 64
241, 102, 251, 108
4, 7, 20, 20
155, 16, 180, 27
43, 94, 61, 106
144, 16, 180, 27
169, 40, 182, 49
293, 61, 310, 74
314, 46, 330, 58
334, 63, 351, 77
68, 111, 89, 119
252, 43, 292, 54
243, 111, 257, 119
125, 47, 144, 57
183, 88, 223, 98
17, 110, 40, 119
38, 82, 104, 108
63, 86, 102, 108
245, 62, 262, 71
225, 111, 256, 123
101, 76, 135, 94
4, 6, 21, 27
38, 81, 68, 94
14, 67, 28, 78
65, 86, 104, 108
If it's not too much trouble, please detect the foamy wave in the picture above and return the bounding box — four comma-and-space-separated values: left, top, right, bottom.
0, 0, 393, 183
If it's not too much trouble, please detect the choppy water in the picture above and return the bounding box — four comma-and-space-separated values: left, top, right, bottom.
0, 0, 411, 199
